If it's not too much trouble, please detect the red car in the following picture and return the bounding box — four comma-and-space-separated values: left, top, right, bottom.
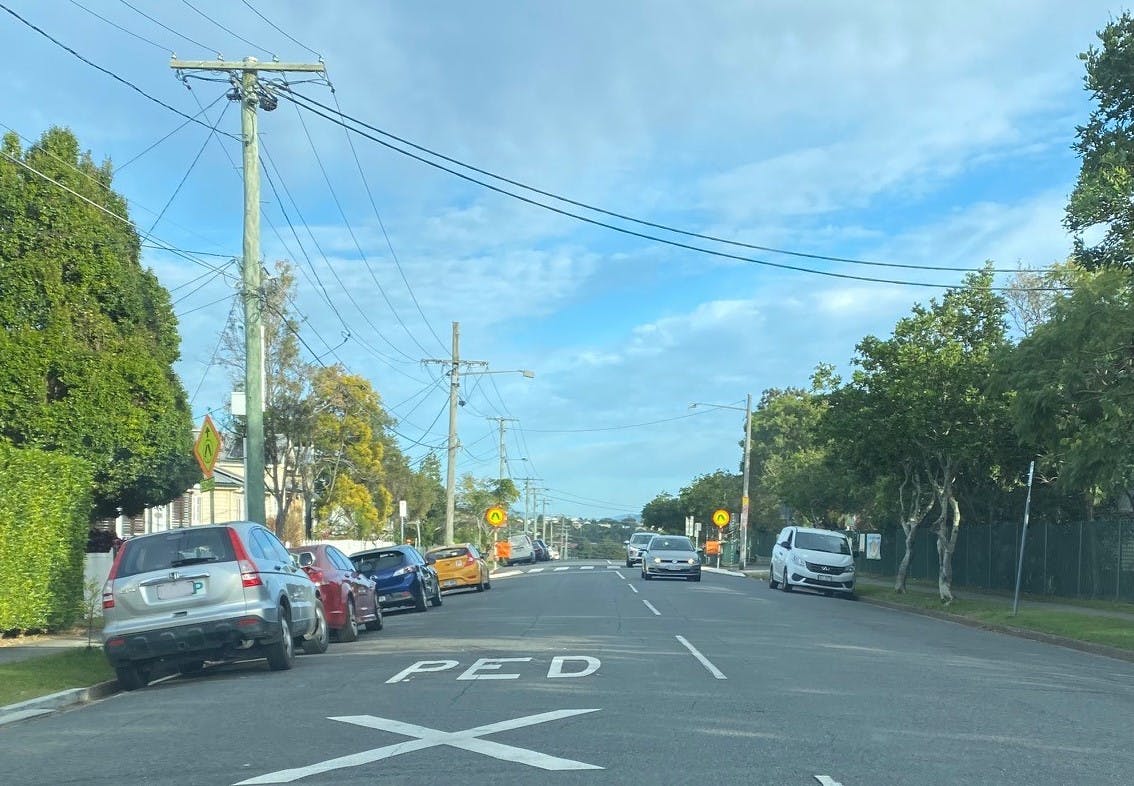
289, 544, 382, 641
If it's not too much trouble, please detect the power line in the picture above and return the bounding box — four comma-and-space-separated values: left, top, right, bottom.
116, 0, 214, 54
279, 87, 1040, 279
239, 0, 322, 59
146, 98, 231, 235
522, 409, 717, 433
116, 92, 229, 171
326, 80, 447, 353
0, 3, 235, 136
285, 90, 436, 358
179, 0, 276, 58
66, 0, 171, 53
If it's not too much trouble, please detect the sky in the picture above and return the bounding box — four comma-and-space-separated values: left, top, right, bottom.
0, 1, 1122, 520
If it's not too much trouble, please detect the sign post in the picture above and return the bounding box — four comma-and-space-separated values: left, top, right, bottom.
194, 415, 222, 524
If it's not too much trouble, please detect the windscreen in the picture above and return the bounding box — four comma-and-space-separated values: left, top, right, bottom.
116, 528, 236, 578
630, 533, 654, 545
794, 532, 851, 555
648, 537, 694, 552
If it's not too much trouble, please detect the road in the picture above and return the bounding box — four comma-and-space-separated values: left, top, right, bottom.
1, 559, 1132, 785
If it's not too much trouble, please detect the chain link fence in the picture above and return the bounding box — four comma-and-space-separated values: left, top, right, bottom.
844, 517, 1134, 601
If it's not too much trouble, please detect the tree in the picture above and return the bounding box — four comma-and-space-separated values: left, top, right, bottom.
641, 492, 685, 533
998, 266, 1134, 596
835, 269, 1017, 602
309, 366, 394, 540
1066, 12, 1134, 270
679, 470, 742, 531
0, 127, 197, 518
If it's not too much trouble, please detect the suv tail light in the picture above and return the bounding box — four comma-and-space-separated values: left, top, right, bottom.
101, 541, 129, 609
226, 527, 264, 588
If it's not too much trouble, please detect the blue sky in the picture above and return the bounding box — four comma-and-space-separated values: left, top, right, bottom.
0, 1, 1121, 518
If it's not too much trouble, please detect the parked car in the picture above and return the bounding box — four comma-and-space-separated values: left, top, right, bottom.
101, 521, 327, 690
289, 544, 382, 641
624, 531, 656, 567
425, 543, 491, 592
640, 534, 701, 581
769, 525, 856, 598
500, 533, 535, 566
350, 544, 442, 612
532, 538, 551, 561
547, 545, 560, 560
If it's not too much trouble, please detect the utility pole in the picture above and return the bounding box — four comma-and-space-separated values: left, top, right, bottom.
171, 57, 324, 526
487, 417, 519, 485
423, 322, 486, 545
541, 498, 549, 542
739, 392, 753, 570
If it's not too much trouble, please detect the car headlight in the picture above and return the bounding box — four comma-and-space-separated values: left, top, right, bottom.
653, 557, 662, 564
845, 563, 855, 573
789, 552, 807, 567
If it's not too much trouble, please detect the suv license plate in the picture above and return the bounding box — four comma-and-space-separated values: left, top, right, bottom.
156, 580, 199, 600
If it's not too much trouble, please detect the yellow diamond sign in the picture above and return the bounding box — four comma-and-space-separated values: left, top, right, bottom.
194, 415, 222, 478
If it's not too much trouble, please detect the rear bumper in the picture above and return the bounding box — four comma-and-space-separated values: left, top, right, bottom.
438, 569, 481, 589
103, 615, 278, 667
377, 577, 422, 608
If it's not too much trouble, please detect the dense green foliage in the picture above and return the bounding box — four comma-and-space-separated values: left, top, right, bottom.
0, 443, 92, 631
0, 127, 198, 518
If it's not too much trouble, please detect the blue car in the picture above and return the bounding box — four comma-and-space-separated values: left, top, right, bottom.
350, 545, 442, 612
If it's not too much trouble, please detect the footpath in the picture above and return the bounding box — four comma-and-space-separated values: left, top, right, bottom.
3, 566, 1132, 727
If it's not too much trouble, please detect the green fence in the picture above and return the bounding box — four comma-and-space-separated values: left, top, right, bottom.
850, 518, 1134, 602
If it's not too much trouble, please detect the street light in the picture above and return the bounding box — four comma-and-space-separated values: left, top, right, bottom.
443, 368, 535, 545
689, 394, 753, 570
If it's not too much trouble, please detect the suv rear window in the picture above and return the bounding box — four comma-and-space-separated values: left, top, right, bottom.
116, 528, 236, 578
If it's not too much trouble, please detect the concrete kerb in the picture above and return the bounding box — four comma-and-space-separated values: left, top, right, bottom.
0, 679, 119, 727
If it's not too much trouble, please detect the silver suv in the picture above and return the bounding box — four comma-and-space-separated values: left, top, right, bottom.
101, 521, 328, 690
625, 531, 655, 567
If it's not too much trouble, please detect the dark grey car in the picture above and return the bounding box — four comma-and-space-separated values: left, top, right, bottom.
640, 534, 702, 581
101, 521, 328, 690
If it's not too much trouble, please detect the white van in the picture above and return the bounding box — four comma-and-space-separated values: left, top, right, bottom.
769, 525, 856, 598
503, 533, 535, 566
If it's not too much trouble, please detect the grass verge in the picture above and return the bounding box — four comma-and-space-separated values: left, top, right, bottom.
856, 585, 1134, 652
0, 648, 115, 707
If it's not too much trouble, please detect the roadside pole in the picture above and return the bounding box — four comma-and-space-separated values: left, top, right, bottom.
1011, 460, 1036, 616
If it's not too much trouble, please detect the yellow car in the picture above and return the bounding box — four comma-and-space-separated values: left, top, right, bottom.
425, 543, 491, 593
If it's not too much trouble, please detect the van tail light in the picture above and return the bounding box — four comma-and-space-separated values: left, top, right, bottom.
226, 527, 264, 588
102, 540, 129, 609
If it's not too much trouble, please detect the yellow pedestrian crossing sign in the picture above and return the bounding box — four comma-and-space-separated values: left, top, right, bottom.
712, 509, 730, 528
485, 506, 507, 527
193, 415, 222, 478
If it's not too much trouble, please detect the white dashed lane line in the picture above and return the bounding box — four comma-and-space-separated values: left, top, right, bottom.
641, 599, 661, 616
627, 584, 639, 594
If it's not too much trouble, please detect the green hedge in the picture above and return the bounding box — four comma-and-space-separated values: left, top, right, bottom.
0, 442, 93, 631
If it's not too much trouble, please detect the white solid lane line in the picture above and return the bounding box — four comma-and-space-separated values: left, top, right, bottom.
641, 599, 661, 616
675, 635, 727, 680
627, 584, 639, 594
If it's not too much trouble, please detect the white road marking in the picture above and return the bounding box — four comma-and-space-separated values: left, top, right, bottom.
528, 567, 545, 573
627, 583, 639, 594
641, 599, 661, 616
605, 565, 620, 569
491, 570, 522, 578
675, 635, 727, 680
613, 570, 625, 580
581, 566, 595, 570
554, 566, 569, 571
814, 777, 844, 786
234, 710, 603, 783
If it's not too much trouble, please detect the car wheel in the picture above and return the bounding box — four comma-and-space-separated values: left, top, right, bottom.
626, 559, 632, 568
768, 567, 778, 589
365, 595, 384, 631
337, 597, 359, 643
690, 574, 701, 582
477, 572, 486, 592
485, 575, 492, 590
781, 568, 792, 592
265, 610, 296, 671
115, 663, 150, 691
642, 570, 651, 580
844, 591, 858, 601
177, 660, 204, 675
304, 601, 330, 654
414, 581, 428, 612
430, 580, 443, 607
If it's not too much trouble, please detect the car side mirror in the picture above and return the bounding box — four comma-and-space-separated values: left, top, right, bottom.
780, 542, 791, 549
623, 540, 629, 545
297, 552, 315, 568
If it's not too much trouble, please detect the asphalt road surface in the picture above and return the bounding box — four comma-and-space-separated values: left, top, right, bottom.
2, 559, 1132, 785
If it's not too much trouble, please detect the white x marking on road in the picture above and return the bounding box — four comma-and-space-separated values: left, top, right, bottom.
234, 709, 602, 784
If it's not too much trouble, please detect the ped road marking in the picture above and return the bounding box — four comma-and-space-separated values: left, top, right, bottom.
581, 565, 595, 570
554, 566, 569, 571
529, 567, 545, 573
676, 635, 727, 680
234, 709, 603, 783
641, 599, 661, 616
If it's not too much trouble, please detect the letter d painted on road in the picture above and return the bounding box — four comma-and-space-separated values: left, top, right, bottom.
547, 656, 601, 679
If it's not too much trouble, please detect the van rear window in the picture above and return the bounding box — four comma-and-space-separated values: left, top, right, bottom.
116, 528, 236, 578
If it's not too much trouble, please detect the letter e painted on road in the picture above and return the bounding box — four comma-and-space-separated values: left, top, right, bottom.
457, 657, 532, 680
386, 660, 460, 684
547, 656, 600, 679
